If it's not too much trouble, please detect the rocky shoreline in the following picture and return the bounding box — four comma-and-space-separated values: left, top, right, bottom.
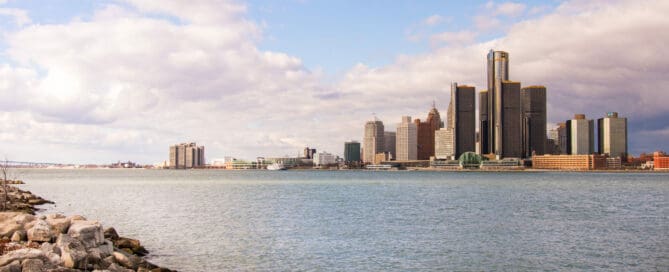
0, 184, 175, 272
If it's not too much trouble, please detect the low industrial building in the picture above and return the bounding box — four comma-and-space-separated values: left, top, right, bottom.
654, 152, 669, 170
532, 154, 607, 170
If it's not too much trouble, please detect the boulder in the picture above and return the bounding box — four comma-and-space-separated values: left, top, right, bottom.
66, 215, 86, 222
46, 215, 70, 235
107, 262, 134, 272
40, 242, 60, 257
0, 212, 28, 238
27, 220, 53, 242
97, 240, 114, 257
112, 251, 140, 270
55, 234, 86, 269
103, 227, 119, 240
0, 260, 20, 272
0, 248, 48, 267
20, 258, 44, 272
67, 220, 103, 249
10, 230, 24, 242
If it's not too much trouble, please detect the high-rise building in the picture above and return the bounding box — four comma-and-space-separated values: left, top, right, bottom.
313, 152, 336, 166
414, 105, 441, 160
557, 122, 568, 154
479, 90, 489, 154
384, 131, 396, 160
363, 120, 385, 163
169, 142, 206, 169
303, 147, 317, 159
566, 114, 595, 155
598, 112, 628, 159
521, 86, 547, 157
485, 50, 510, 158
500, 81, 523, 158
396, 116, 417, 161
442, 83, 476, 159
344, 141, 361, 163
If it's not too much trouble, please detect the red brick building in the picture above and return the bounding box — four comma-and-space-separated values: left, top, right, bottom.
414, 105, 441, 160
654, 152, 669, 170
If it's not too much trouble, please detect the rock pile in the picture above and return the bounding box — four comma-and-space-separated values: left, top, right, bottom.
0, 185, 53, 215
0, 212, 174, 272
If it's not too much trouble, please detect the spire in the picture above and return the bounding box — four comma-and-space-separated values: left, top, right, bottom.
432, 100, 436, 109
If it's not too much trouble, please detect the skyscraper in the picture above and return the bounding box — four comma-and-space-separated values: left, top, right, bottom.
414, 105, 441, 160
169, 142, 206, 169
500, 81, 523, 158
363, 119, 384, 163
443, 83, 476, 159
566, 114, 595, 155
479, 90, 489, 154
344, 141, 361, 163
384, 131, 396, 160
396, 116, 417, 161
521, 86, 547, 157
598, 112, 627, 159
486, 50, 510, 158
557, 122, 567, 154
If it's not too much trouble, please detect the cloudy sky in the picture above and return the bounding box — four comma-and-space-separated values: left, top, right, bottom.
0, 0, 667, 164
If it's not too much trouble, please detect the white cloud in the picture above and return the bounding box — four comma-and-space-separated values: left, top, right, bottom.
0, 8, 30, 26
0, 0, 668, 163
423, 15, 444, 26
495, 2, 526, 17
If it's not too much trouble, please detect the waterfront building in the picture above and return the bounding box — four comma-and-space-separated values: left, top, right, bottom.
597, 112, 628, 159
396, 116, 418, 161
344, 141, 361, 163
566, 114, 595, 155
654, 152, 669, 170
384, 131, 396, 160
532, 154, 607, 170
374, 152, 392, 164
313, 152, 336, 166
442, 83, 476, 160
434, 129, 451, 159
303, 147, 317, 159
169, 142, 205, 169
363, 119, 385, 163
521, 86, 547, 157
479, 90, 489, 154
414, 105, 442, 160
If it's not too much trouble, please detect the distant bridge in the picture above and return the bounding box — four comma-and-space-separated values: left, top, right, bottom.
2, 161, 74, 167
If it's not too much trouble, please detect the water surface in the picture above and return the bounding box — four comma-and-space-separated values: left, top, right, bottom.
17, 169, 669, 271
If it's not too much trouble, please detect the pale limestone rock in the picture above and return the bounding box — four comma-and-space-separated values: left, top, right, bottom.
0, 260, 21, 272
67, 220, 104, 249
112, 251, 140, 270
20, 258, 44, 272
0, 249, 48, 267
46, 216, 71, 235
27, 220, 53, 242
55, 234, 87, 269
10, 230, 24, 242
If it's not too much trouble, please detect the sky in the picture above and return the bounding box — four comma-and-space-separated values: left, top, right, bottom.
0, 0, 667, 164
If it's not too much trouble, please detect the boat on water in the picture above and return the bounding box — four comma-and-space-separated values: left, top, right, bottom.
267, 162, 287, 171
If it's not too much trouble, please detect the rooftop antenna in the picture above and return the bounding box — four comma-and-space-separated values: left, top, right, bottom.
432, 100, 436, 109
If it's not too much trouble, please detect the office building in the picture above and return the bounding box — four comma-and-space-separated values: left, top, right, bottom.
313, 152, 336, 166
532, 154, 607, 170
396, 116, 417, 161
479, 90, 489, 154
344, 141, 361, 163
566, 114, 595, 155
363, 119, 385, 163
557, 122, 567, 154
597, 112, 628, 159
654, 152, 669, 170
303, 147, 317, 159
384, 131, 396, 160
169, 142, 205, 169
442, 83, 476, 159
414, 105, 441, 160
521, 85, 547, 157
483, 50, 510, 158
500, 81, 523, 158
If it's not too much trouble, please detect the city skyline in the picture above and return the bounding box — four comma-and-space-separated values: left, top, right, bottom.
0, 0, 667, 163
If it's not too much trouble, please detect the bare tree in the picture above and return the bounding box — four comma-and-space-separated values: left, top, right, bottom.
1, 158, 9, 211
